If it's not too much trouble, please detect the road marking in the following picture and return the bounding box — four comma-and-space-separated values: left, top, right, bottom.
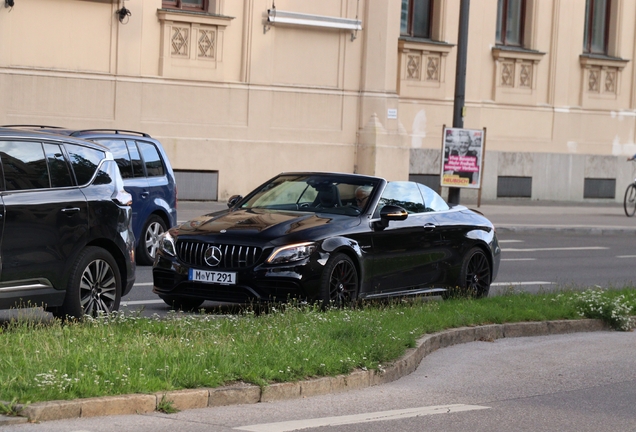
492, 281, 555, 286
234, 404, 490, 432
121, 300, 165, 306
502, 247, 608, 252
501, 258, 536, 261
617, 255, 636, 258
498, 239, 524, 243
134, 282, 153, 286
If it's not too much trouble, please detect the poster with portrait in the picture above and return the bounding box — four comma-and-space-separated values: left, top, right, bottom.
440, 127, 485, 189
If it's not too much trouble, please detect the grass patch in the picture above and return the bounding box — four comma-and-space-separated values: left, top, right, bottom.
0, 288, 634, 404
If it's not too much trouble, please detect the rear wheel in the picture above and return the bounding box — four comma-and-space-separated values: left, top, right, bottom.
624, 183, 636, 217
320, 253, 358, 308
55, 247, 121, 319
137, 215, 167, 265
160, 296, 204, 312
457, 247, 491, 298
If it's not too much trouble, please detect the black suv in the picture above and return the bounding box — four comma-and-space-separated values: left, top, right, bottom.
0, 128, 136, 318
2, 127, 178, 265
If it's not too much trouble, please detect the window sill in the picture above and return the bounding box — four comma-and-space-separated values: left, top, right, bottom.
398, 38, 454, 55
157, 9, 234, 26
492, 46, 545, 62
579, 54, 629, 70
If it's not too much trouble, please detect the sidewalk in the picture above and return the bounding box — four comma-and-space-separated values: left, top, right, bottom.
176, 199, 636, 235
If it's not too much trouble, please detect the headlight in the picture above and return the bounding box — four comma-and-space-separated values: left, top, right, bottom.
159, 231, 177, 257
267, 242, 316, 264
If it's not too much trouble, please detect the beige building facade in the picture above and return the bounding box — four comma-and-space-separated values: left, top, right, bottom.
1, 0, 635, 203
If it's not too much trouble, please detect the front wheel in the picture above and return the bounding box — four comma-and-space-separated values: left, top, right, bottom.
137, 215, 168, 266
457, 247, 491, 299
624, 183, 636, 217
55, 247, 122, 319
320, 253, 358, 308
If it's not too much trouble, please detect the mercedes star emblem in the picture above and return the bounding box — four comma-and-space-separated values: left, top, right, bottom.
204, 246, 223, 267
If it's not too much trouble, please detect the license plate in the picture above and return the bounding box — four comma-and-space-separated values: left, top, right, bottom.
188, 269, 236, 285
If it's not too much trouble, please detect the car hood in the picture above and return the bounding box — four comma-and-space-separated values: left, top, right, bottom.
173, 208, 360, 243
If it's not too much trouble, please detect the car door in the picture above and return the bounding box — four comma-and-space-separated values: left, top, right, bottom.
0, 140, 88, 288
367, 182, 446, 294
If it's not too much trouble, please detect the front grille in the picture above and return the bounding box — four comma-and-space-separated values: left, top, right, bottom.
176, 240, 262, 269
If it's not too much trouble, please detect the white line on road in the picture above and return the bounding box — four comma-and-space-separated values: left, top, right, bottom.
502, 247, 608, 252
492, 281, 555, 286
498, 239, 525, 243
501, 258, 536, 261
617, 255, 636, 258
121, 300, 165, 306
234, 404, 490, 432
134, 282, 153, 286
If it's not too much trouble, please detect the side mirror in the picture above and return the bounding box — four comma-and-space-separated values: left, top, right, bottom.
373, 205, 408, 230
380, 205, 408, 221
227, 194, 243, 208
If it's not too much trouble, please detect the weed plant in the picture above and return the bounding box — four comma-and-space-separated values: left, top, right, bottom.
0, 288, 633, 404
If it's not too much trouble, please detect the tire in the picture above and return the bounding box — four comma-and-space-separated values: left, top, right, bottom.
457, 247, 491, 299
624, 184, 636, 217
160, 296, 204, 312
137, 215, 167, 266
320, 253, 358, 308
55, 247, 121, 319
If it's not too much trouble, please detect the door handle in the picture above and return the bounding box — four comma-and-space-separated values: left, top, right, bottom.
141, 192, 150, 199
61, 207, 81, 214
423, 223, 436, 231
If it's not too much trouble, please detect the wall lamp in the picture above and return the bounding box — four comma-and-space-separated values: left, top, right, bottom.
116, 1, 131, 24
5, 0, 14, 8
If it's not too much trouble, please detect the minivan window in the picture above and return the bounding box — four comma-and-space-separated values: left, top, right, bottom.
44, 143, 73, 188
126, 140, 145, 178
0, 140, 49, 190
138, 141, 165, 177
65, 143, 105, 185
94, 139, 133, 179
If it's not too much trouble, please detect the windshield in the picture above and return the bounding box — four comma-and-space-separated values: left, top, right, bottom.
240, 174, 381, 216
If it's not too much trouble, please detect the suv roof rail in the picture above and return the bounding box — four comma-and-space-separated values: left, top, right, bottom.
70, 129, 151, 138
2, 124, 65, 129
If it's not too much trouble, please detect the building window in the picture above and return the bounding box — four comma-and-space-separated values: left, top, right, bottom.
162, 0, 208, 12
496, 0, 526, 47
401, 0, 433, 39
583, 0, 611, 54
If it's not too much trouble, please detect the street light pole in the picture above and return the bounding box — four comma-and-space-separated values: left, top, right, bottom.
448, 0, 470, 205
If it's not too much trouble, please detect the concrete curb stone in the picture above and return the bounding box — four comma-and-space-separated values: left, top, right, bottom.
1, 318, 612, 425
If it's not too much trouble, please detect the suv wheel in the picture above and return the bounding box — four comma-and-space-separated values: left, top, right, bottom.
55, 247, 122, 319
137, 215, 167, 265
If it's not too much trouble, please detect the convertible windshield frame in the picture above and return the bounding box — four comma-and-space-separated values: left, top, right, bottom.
239, 173, 383, 216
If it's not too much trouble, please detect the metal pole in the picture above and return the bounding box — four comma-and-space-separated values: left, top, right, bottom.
448, 0, 470, 205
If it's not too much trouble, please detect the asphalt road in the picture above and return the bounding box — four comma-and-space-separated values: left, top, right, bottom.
5, 331, 635, 431
115, 229, 636, 317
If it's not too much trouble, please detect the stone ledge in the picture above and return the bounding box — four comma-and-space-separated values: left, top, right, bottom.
7, 318, 611, 425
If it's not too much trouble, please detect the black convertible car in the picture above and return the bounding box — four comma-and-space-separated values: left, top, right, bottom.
153, 172, 500, 309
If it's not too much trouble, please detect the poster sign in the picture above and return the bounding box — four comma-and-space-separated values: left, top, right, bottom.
440, 127, 485, 189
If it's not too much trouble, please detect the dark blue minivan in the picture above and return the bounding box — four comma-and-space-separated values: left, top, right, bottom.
2, 127, 178, 265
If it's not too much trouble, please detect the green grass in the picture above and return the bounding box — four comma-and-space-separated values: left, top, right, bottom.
0, 287, 634, 404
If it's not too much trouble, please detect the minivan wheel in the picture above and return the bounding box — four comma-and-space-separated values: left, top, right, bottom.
55, 247, 122, 319
137, 215, 167, 266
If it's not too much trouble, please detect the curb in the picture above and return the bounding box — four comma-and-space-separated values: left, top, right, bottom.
1, 318, 611, 425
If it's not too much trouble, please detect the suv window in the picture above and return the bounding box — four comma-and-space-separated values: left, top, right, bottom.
0, 140, 50, 190
138, 141, 165, 177
99, 139, 134, 179
44, 143, 74, 188
126, 140, 145, 178
65, 143, 106, 185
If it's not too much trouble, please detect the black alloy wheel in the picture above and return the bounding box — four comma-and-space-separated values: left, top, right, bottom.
320, 253, 358, 308
56, 247, 122, 319
459, 247, 491, 298
138, 215, 167, 265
